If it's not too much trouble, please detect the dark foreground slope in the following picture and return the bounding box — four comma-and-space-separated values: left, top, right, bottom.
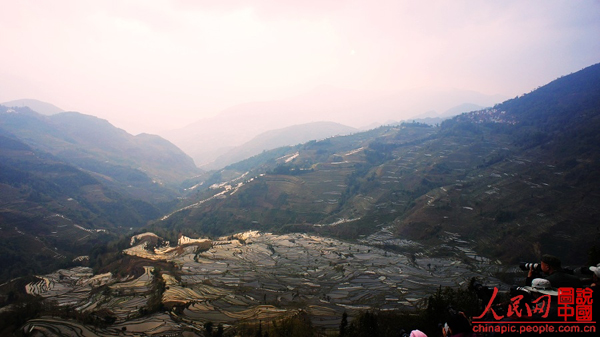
0, 130, 170, 281
154, 63, 600, 264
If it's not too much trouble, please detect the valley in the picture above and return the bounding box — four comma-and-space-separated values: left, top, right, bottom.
0, 63, 599, 335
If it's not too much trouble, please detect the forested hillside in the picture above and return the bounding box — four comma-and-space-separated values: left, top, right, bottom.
0, 130, 168, 281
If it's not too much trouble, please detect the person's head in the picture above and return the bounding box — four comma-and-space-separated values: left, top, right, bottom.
541, 254, 561, 274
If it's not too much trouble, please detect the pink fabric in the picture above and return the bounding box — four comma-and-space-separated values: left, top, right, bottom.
410, 330, 428, 337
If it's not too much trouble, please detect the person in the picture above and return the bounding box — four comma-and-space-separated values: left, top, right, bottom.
520, 278, 559, 320
588, 264, 599, 321
522, 278, 558, 296
590, 264, 600, 287
409, 329, 427, 337
525, 254, 582, 288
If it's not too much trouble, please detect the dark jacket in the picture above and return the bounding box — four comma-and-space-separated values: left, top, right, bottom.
527, 270, 583, 288
546, 270, 583, 288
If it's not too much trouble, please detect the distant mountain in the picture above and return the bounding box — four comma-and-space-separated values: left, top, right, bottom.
0, 108, 200, 202
152, 63, 600, 265
1, 98, 64, 115
162, 86, 505, 167
205, 121, 357, 170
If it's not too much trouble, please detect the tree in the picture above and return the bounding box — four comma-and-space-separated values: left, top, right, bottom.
204, 321, 214, 337
339, 311, 348, 337
348, 311, 379, 337
215, 323, 224, 337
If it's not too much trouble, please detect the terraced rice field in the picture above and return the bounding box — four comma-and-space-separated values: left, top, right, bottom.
169, 231, 504, 329
22, 230, 505, 335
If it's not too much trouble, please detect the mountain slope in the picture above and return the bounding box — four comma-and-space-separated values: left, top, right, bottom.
0, 130, 163, 282
206, 121, 357, 170
151, 123, 438, 237
152, 63, 600, 265
0, 108, 200, 202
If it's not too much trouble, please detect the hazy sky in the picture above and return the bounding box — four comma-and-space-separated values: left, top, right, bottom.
1, 0, 599, 134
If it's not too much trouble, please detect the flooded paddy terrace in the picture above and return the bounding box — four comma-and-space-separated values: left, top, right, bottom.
22, 231, 504, 335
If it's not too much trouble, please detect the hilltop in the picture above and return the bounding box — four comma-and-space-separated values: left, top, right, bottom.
1, 98, 64, 116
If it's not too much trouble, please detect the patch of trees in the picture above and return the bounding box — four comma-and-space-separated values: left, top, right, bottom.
400, 121, 431, 128
341, 163, 370, 199
495, 210, 517, 223
0, 238, 78, 283
203, 321, 224, 337
226, 281, 483, 337
340, 281, 482, 337
0, 294, 44, 335
476, 153, 507, 169
238, 181, 269, 208
365, 142, 397, 164
440, 119, 484, 136
140, 268, 166, 315
234, 311, 316, 337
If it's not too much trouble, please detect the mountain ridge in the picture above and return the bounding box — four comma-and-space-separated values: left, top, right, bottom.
1, 98, 64, 116
0, 107, 200, 202
162, 87, 505, 167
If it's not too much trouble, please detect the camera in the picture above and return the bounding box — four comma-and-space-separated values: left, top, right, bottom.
510, 286, 533, 301
519, 262, 542, 272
